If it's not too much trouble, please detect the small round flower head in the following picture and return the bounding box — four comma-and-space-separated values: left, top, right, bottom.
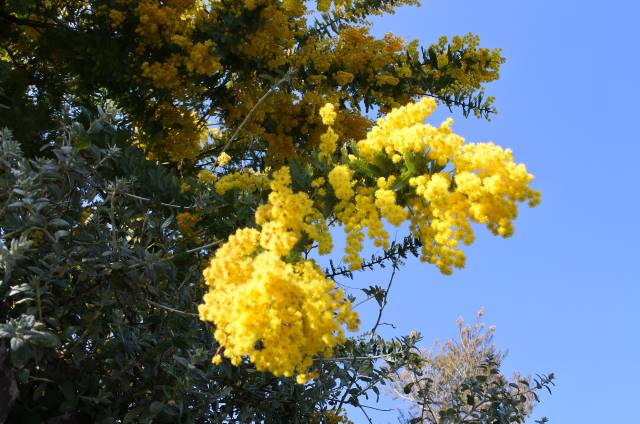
217, 152, 231, 166
319, 103, 337, 126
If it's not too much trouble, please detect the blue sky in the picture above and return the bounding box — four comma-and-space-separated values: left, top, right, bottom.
334, 1, 640, 422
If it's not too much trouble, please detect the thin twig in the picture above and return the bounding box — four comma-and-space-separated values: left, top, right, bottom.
120, 191, 193, 210
370, 265, 397, 336
185, 239, 223, 253
335, 264, 399, 412
109, 186, 118, 258
147, 300, 198, 317
359, 404, 394, 412
215, 70, 293, 157
358, 405, 374, 424
314, 352, 397, 362
0, 10, 51, 29
353, 294, 375, 309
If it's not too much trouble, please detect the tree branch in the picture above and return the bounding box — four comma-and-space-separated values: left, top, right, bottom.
0, 10, 51, 30
147, 300, 198, 317
198, 70, 293, 160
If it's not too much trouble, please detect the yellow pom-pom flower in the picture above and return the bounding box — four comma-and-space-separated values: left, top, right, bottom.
319, 103, 337, 126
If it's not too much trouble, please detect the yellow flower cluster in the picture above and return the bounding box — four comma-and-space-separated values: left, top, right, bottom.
140, 60, 179, 89
254, 167, 314, 255
215, 170, 271, 195
199, 99, 537, 381
255, 167, 333, 255
331, 28, 412, 110
199, 168, 357, 381
209, 3, 436, 163
186, 40, 220, 75
328, 165, 354, 201
197, 169, 216, 185
319, 103, 339, 159
357, 98, 445, 162
217, 152, 231, 166
328, 168, 405, 269
119, 0, 223, 161
135, 0, 222, 88
327, 165, 378, 268
330, 98, 540, 274
176, 211, 201, 240
140, 103, 207, 162
375, 177, 408, 226
431, 34, 504, 97
235, 4, 298, 70
319, 103, 337, 126
239, 0, 319, 12
109, 9, 126, 28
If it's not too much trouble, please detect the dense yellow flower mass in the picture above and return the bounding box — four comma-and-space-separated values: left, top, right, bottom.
318, 103, 340, 159
199, 98, 539, 380
135, 0, 222, 88
197, 169, 216, 185
328, 98, 540, 273
86, 0, 504, 164
177, 211, 201, 240
200, 169, 358, 381
217, 152, 232, 166
200, 243, 357, 379
319, 103, 337, 126
214, 169, 271, 195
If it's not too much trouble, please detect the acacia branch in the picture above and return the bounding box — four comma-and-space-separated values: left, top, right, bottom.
0, 10, 51, 30
334, 265, 399, 412
185, 239, 222, 253
314, 352, 396, 362
198, 70, 293, 160
119, 191, 194, 210
147, 300, 198, 317
370, 264, 397, 336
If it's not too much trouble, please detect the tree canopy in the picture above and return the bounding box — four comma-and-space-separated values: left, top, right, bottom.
0, 1, 551, 423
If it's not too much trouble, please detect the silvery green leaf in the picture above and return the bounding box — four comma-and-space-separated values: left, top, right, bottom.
49, 218, 70, 227
8, 283, 32, 297
16, 368, 29, 384
161, 217, 173, 229
22, 314, 35, 328
88, 121, 103, 134
29, 330, 60, 348
0, 323, 15, 338
10, 336, 25, 352
54, 230, 69, 241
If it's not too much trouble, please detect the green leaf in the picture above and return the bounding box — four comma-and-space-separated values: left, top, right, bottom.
0, 324, 15, 338
60, 380, 76, 402
10, 336, 25, 352
49, 218, 70, 227
403, 382, 414, 394
16, 368, 30, 384
8, 283, 32, 297
123, 408, 143, 424
33, 382, 47, 401
54, 230, 70, 240
149, 401, 165, 415
29, 330, 60, 348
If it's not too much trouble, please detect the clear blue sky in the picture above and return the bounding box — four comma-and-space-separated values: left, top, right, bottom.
334, 1, 640, 422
